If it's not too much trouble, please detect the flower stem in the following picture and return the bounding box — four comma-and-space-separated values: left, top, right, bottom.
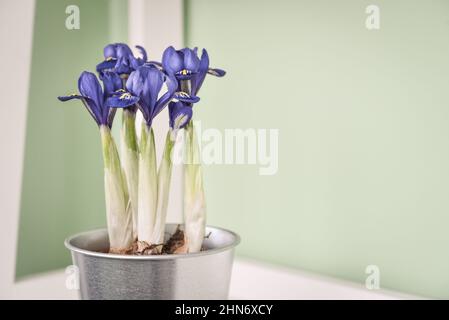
100, 125, 133, 253
183, 121, 206, 253
152, 130, 176, 245
137, 124, 158, 244
121, 109, 139, 240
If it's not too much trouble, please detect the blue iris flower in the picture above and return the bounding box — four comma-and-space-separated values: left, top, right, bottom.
116, 65, 177, 127
162, 47, 226, 130
162, 46, 200, 80
119, 65, 200, 127
161, 46, 226, 89
96, 43, 147, 77
58, 71, 138, 128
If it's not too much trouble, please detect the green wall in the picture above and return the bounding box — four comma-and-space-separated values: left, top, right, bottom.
16, 0, 449, 299
186, 0, 449, 298
16, 0, 128, 279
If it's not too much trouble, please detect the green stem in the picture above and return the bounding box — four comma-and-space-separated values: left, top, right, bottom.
100, 125, 133, 252
122, 109, 139, 152
137, 125, 158, 244
152, 131, 176, 245
183, 121, 206, 253
121, 110, 139, 240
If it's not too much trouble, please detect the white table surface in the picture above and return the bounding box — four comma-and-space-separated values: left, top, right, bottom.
9, 257, 421, 300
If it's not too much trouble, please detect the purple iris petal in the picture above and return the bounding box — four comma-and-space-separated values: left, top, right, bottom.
208, 68, 226, 77
144, 67, 165, 112
153, 75, 178, 117
162, 46, 183, 75
191, 49, 209, 95
126, 65, 176, 126
57, 94, 84, 102
126, 69, 145, 96
104, 44, 117, 58
78, 72, 113, 128
106, 92, 139, 108
147, 61, 162, 69
78, 72, 103, 105
116, 44, 134, 58
59, 71, 119, 127
114, 58, 133, 75
96, 59, 116, 75
162, 46, 225, 94
190, 48, 226, 95
97, 43, 148, 76
78, 72, 104, 120
102, 71, 123, 98
135, 45, 147, 64
174, 92, 200, 104
162, 47, 200, 80
182, 48, 200, 72
169, 101, 192, 130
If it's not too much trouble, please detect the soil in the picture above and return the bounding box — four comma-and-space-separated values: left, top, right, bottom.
162, 226, 186, 254
109, 225, 191, 255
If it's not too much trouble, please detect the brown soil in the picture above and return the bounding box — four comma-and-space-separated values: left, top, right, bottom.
108, 225, 190, 255
162, 226, 186, 254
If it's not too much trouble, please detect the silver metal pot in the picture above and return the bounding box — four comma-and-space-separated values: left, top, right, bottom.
65, 224, 240, 300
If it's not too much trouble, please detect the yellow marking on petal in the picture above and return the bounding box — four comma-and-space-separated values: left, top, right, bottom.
181, 69, 188, 75
106, 57, 114, 61
119, 93, 132, 100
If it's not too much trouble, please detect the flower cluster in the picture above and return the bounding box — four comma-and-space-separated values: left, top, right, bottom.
59, 43, 225, 131
58, 43, 225, 254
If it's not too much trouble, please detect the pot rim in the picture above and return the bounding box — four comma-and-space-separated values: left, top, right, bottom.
65, 225, 240, 260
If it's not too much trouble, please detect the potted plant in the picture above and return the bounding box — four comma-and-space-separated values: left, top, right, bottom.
59, 44, 240, 300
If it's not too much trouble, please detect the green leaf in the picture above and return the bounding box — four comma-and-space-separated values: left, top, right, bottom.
100, 125, 133, 251
137, 125, 158, 243
183, 121, 206, 253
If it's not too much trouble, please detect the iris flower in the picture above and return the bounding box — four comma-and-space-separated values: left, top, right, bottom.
162, 46, 225, 134
122, 65, 198, 247
58, 71, 137, 127
58, 71, 138, 253
58, 44, 226, 255
162, 47, 226, 253
96, 44, 148, 239
123, 65, 198, 127
125, 65, 176, 245
93, 45, 147, 241
96, 43, 147, 77
108, 65, 184, 246
106, 65, 199, 247
125, 65, 177, 126
162, 46, 226, 87
161, 47, 200, 80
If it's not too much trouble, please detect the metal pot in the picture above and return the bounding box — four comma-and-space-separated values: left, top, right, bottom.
65, 224, 240, 300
